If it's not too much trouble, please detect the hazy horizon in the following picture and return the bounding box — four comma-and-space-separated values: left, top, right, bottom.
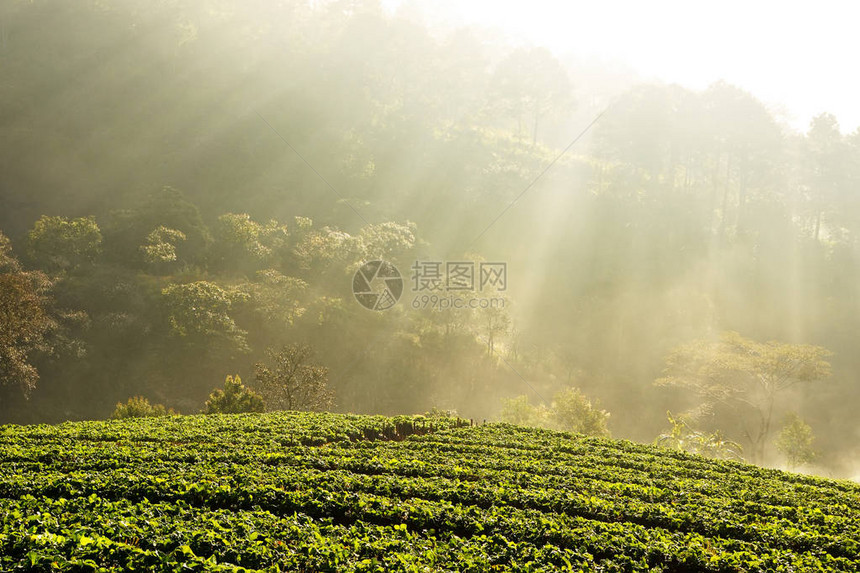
382, 0, 860, 133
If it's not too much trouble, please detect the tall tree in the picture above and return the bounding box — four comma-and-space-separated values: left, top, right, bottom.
802, 113, 850, 242
25, 216, 102, 274
103, 187, 212, 268
0, 231, 56, 397
656, 331, 832, 463
701, 82, 784, 242
161, 281, 248, 352
254, 344, 333, 411
486, 47, 572, 145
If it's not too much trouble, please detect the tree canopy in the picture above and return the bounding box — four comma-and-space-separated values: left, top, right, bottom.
0, 231, 56, 396
656, 332, 832, 462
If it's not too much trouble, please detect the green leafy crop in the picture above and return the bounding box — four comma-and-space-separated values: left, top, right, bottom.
1, 412, 858, 571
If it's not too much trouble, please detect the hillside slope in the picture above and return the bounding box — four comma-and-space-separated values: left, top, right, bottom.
1, 412, 859, 571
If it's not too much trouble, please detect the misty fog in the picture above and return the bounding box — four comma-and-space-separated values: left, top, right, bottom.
1, 0, 859, 479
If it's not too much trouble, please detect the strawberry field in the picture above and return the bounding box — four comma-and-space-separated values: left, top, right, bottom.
1, 412, 859, 571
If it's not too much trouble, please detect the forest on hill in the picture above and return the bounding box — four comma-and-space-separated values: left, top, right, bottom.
1, 0, 860, 478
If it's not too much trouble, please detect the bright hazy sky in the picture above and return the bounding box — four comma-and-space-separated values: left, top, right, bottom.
383, 0, 859, 134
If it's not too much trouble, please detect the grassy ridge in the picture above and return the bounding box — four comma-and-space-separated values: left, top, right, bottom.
1, 412, 859, 572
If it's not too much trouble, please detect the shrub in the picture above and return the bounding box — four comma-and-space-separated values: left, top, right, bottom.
655, 411, 744, 461
424, 407, 459, 419
499, 388, 610, 438
551, 388, 610, 437
776, 413, 816, 469
204, 374, 265, 414
112, 396, 176, 419
500, 396, 548, 427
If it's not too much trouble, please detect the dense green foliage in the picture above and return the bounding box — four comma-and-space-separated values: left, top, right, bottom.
203, 375, 265, 415
776, 414, 817, 470
1, 412, 859, 571
25, 216, 102, 274
500, 389, 610, 437
111, 396, 176, 419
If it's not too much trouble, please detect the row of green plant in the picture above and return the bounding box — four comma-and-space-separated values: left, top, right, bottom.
1, 412, 858, 571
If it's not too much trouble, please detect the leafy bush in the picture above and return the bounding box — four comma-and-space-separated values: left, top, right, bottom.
424, 407, 459, 419
204, 374, 265, 414
112, 396, 176, 419
776, 413, 816, 469
655, 411, 744, 460
550, 387, 610, 437
499, 395, 548, 427
499, 388, 610, 437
